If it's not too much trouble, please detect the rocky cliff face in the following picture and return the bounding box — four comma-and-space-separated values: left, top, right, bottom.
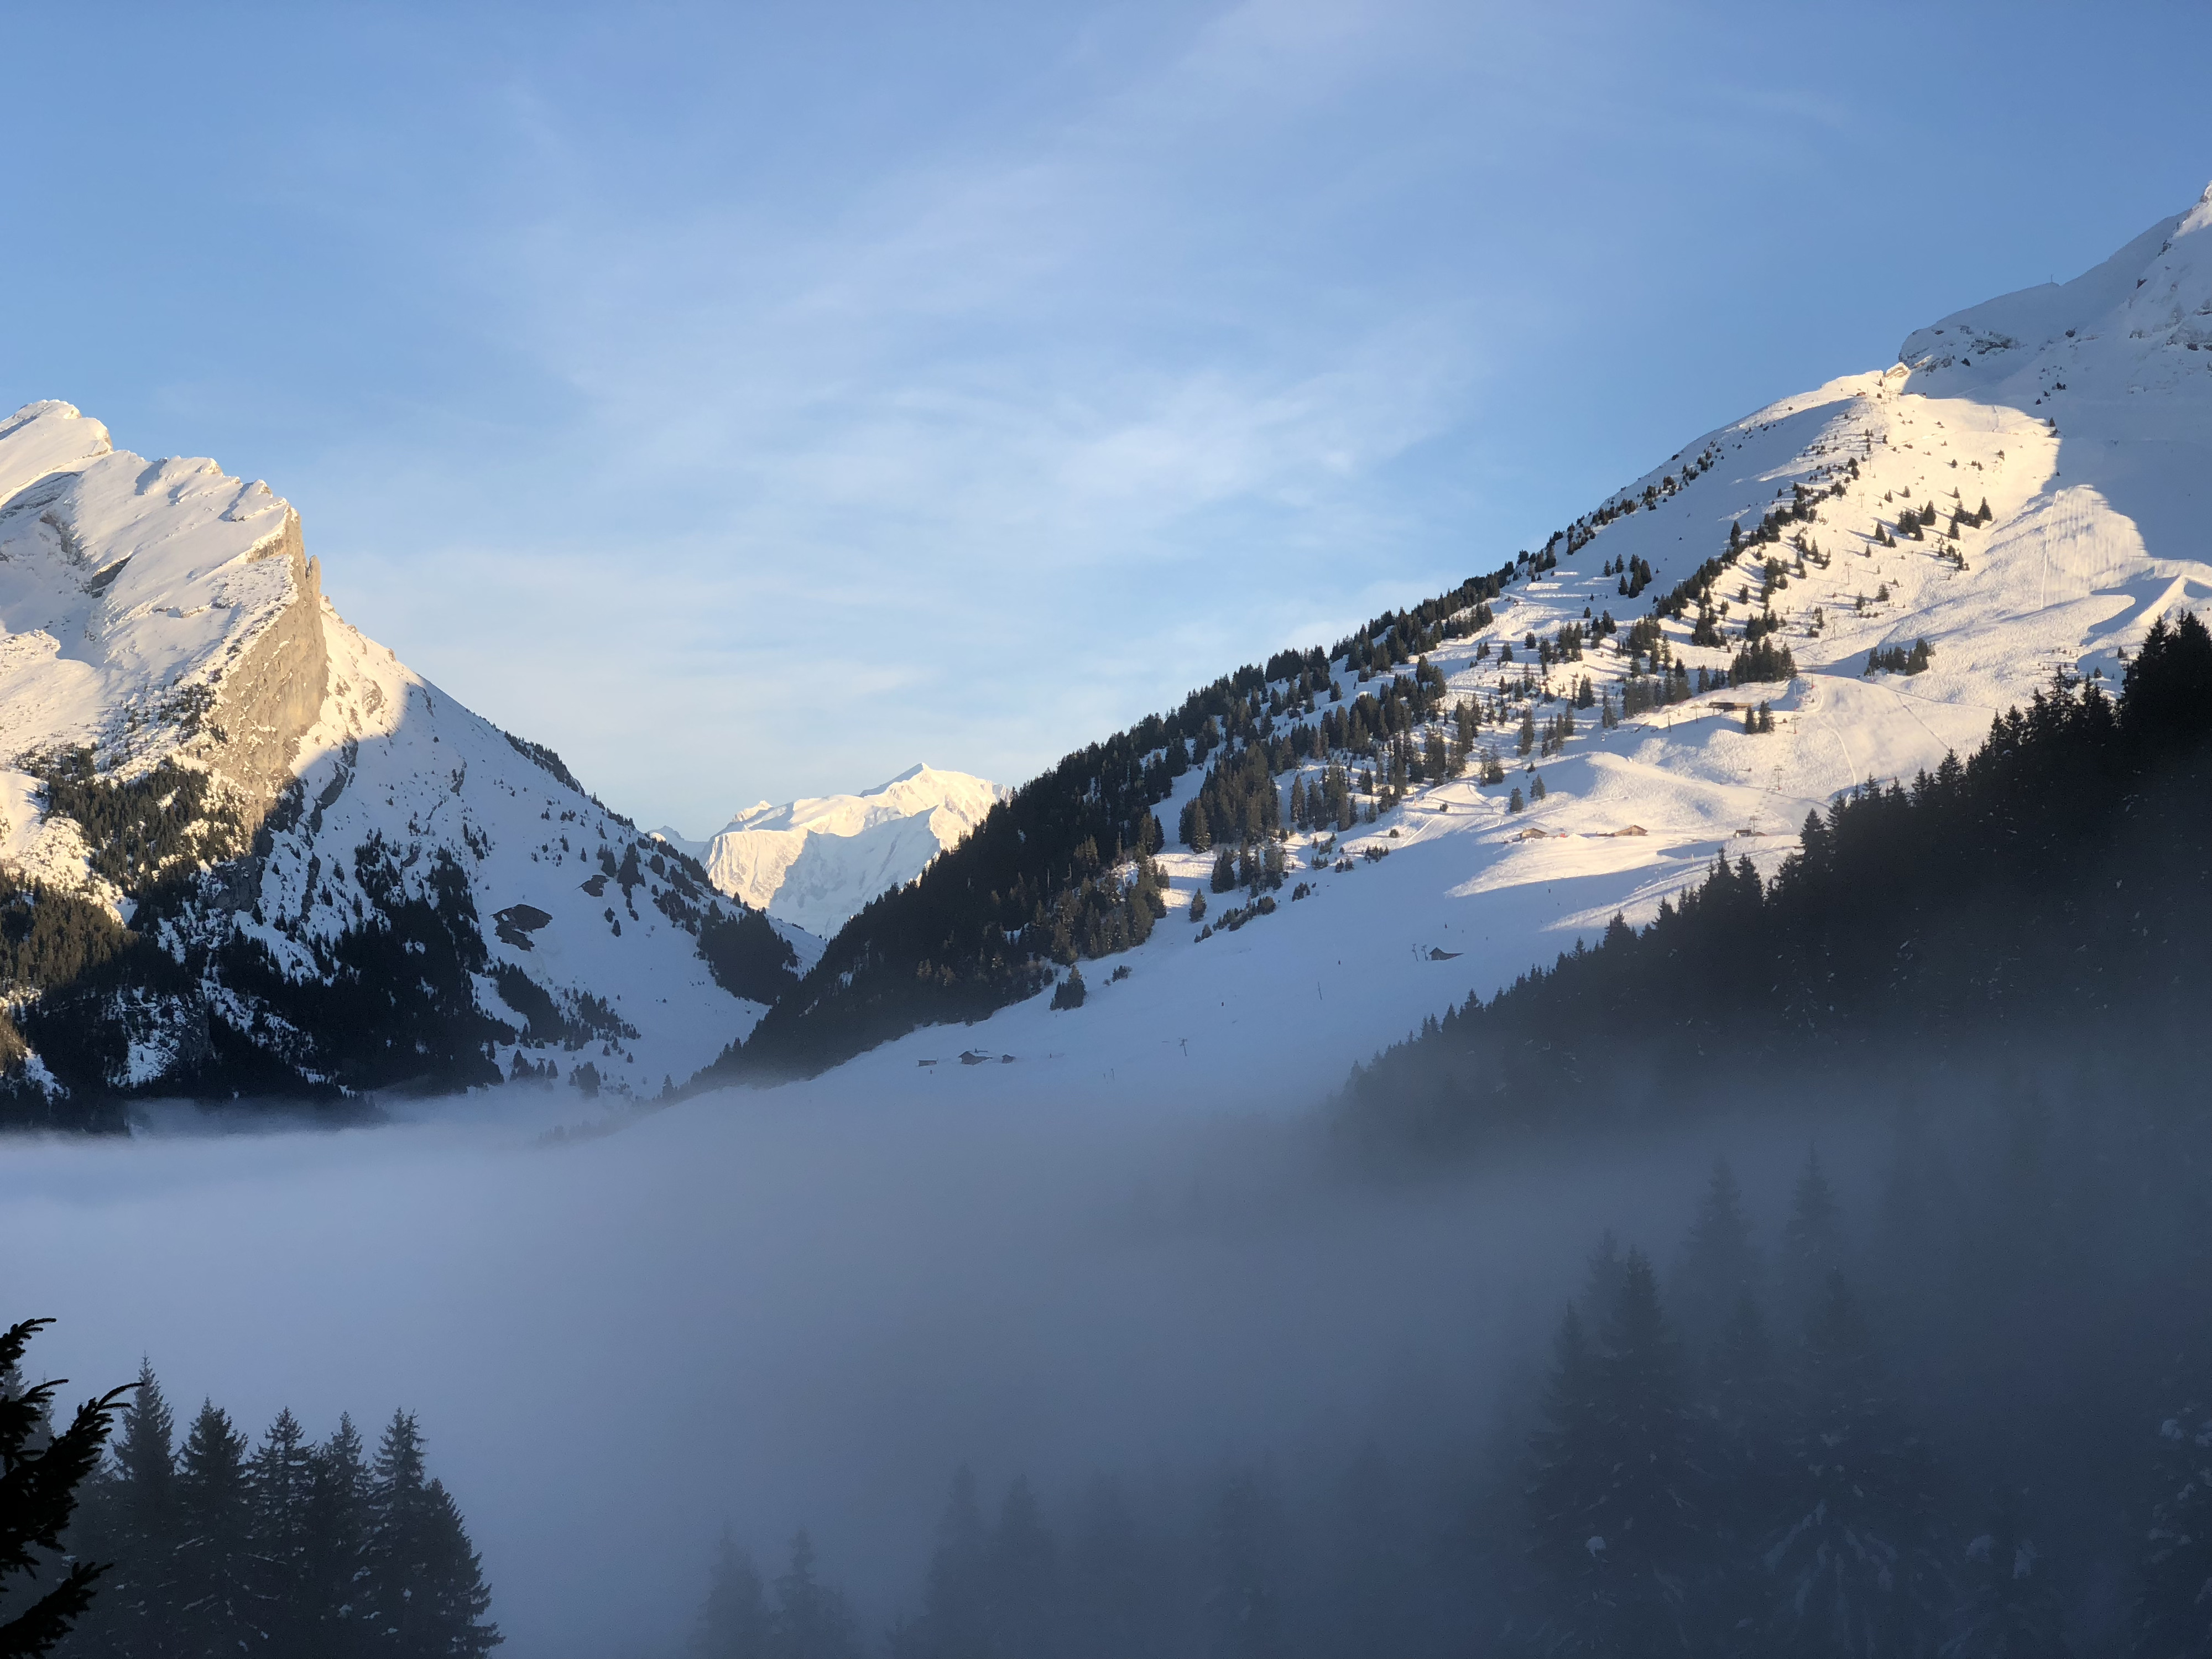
0, 403, 800, 1125
202, 509, 329, 806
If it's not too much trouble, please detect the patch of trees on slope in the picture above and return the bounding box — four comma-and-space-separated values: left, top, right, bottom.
1340, 613, 2212, 1154
722, 567, 1520, 1080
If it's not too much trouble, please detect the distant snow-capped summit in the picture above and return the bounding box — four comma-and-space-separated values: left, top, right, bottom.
661, 764, 1005, 938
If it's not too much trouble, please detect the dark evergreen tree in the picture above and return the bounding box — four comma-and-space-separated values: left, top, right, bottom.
171, 1403, 253, 1658
1671, 1159, 1765, 1369
0, 1319, 132, 1659
1527, 1251, 1702, 1656
1060, 1478, 1166, 1659
298, 1415, 373, 1659
1703, 1288, 1781, 1641
918, 1468, 991, 1659
1759, 1273, 1947, 1658
691, 1530, 769, 1659
769, 1532, 858, 1659
71, 1360, 181, 1659
990, 1477, 1058, 1659
1780, 1150, 1848, 1323
248, 1408, 317, 1659
362, 1412, 499, 1658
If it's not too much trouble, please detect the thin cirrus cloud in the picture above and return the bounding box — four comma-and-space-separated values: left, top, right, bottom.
7, 0, 2192, 831
326, 5, 1506, 830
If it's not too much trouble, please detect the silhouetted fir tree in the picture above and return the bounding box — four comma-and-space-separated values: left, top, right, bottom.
1579, 1232, 1629, 1332
1760, 1272, 1947, 1658
919, 1468, 992, 1659
248, 1409, 316, 1659
298, 1415, 372, 1659
1703, 1288, 1781, 1644
1587, 1251, 1700, 1657
1209, 849, 1237, 895
2132, 1404, 2212, 1658
1532, 1246, 1706, 1650
990, 1477, 1058, 1659
171, 1404, 252, 1659
363, 1412, 499, 1658
1671, 1159, 1765, 1370
1058, 1477, 1165, 1659
71, 1360, 181, 1659
1780, 1150, 1848, 1325
0, 1320, 132, 1659
770, 1532, 858, 1659
1942, 1492, 2069, 1658
691, 1530, 770, 1659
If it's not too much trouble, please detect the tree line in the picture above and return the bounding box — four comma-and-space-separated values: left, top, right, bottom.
1, 1345, 498, 1659
1343, 613, 2211, 1152
685, 1108, 2209, 1657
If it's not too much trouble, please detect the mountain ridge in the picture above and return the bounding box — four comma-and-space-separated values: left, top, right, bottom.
718, 179, 2212, 1102
658, 763, 1005, 939
0, 405, 798, 1124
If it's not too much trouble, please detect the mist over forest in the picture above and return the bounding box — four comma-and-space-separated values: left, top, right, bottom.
2, 111, 2209, 1656
8, 1031, 2205, 1657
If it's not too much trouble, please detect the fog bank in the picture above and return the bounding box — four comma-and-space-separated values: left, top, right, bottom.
0, 1086, 1851, 1656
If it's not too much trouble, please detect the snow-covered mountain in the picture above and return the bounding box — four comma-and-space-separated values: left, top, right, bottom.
730, 181, 2212, 1108
6, 181, 2205, 1126
659, 765, 1005, 937
0, 402, 798, 1120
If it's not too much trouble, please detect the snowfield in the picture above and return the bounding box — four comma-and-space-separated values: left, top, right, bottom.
0, 185, 2204, 1117
0, 405, 781, 1099
708, 182, 2211, 1118
659, 764, 1005, 938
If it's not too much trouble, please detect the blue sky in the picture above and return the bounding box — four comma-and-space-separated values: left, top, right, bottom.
4, 1, 2205, 831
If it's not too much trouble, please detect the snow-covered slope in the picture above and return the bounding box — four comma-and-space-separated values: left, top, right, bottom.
662, 765, 1004, 937
0, 404, 793, 1114
735, 182, 2212, 1114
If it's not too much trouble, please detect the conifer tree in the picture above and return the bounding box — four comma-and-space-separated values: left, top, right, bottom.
1527, 1252, 1701, 1657
1209, 849, 1237, 895
691, 1529, 770, 1659
363, 1411, 499, 1658
1780, 1150, 1848, 1321
1759, 1273, 1947, 1657
1670, 1159, 1764, 1370
299, 1414, 373, 1659
1058, 1478, 1158, 1659
249, 1408, 318, 1659
990, 1477, 1058, 1659
919, 1468, 991, 1658
0, 1319, 132, 1659
1703, 1288, 1780, 1633
73, 1359, 180, 1658
1592, 1252, 1700, 1656
769, 1532, 858, 1659
173, 1401, 254, 1658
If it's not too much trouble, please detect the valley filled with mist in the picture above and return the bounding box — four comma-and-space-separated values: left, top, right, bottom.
0, 29, 2208, 1656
